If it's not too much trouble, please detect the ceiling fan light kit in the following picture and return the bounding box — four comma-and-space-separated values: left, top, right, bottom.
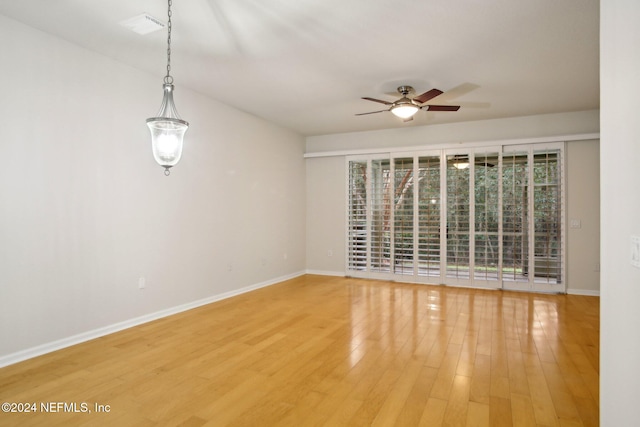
453, 161, 470, 170
390, 103, 419, 119
450, 155, 470, 170
390, 85, 420, 119
146, 0, 189, 176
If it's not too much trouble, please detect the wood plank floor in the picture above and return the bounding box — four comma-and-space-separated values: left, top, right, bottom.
0, 275, 599, 426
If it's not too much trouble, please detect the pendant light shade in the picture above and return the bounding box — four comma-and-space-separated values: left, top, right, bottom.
147, 83, 188, 174
147, 0, 188, 176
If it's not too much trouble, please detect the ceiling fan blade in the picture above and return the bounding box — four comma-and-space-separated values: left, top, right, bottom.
413, 89, 443, 104
436, 83, 480, 101
206, 0, 244, 54
362, 97, 393, 105
426, 105, 460, 112
455, 101, 491, 108
355, 110, 388, 116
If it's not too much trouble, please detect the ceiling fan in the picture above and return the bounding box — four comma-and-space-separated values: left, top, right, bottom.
356, 85, 460, 122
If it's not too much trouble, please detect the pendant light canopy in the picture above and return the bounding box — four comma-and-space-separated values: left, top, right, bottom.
146, 0, 188, 176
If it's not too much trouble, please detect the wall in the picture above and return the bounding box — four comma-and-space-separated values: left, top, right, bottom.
566, 139, 600, 295
600, 0, 640, 425
305, 115, 600, 295
0, 15, 306, 365
306, 156, 345, 275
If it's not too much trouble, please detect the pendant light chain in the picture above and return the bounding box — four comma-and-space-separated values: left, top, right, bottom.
164, 0, 173, 84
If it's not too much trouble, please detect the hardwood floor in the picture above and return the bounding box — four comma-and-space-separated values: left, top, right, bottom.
0, 275, 599, 426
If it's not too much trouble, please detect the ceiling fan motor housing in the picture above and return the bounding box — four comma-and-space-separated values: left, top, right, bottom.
394, 86, 421, 109
397, 85, 414, 97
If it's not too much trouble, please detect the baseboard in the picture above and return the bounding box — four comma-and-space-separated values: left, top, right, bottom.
305, 269, 345, 277
0, 270, 306, 368
566, 288, 600, 296
306, 273, 601, 297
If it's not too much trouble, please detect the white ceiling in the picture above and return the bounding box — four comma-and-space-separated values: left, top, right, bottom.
0, 0, 599, 136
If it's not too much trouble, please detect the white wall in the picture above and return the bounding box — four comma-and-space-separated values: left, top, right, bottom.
600, 1, 640, 425
566, 139, 600, 295
0, 15, 306, 364
306, 156, 345, 275
305, 115, 600, 295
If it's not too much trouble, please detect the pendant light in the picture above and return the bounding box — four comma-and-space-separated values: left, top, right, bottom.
146, 0, 188, 176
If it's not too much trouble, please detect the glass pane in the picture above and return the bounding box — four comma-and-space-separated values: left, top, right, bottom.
533, 150, 561, 284
418, 156, 441, 277
474, 153, 500, 280
394, 158, 414, 275
502, 153, 529, 282
348, 161, 368, 271
370, 159, 391, 272
447, 155, 470, 279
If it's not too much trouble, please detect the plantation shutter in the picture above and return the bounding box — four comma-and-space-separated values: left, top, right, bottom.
532, 149, 563, 284
347, 160, 367, 271
417, 156, 441, 277
346, 143, 565, 292
393, 157, 414, 276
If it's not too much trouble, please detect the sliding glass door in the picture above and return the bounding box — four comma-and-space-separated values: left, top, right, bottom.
417, 156, 441, 278
473, 152, 501, 283
346, 143, 565, 292
445, 153, 471, 283
502, 151, 530, 285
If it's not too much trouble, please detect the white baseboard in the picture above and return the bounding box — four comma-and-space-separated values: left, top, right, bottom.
0, 271, 306, 368
305, 269, 345, 277
566, 288, 600, 296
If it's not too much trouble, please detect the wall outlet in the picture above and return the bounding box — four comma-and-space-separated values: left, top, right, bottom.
138, 277, 146, 289
569, 219, 582, 229
327, 250, 333, 257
